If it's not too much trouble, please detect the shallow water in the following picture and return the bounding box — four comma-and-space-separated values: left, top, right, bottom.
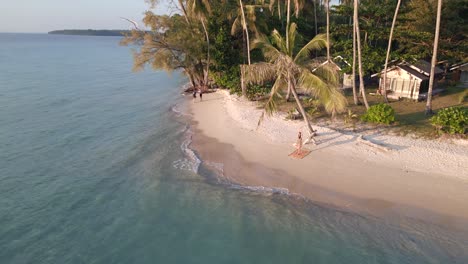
1, 33, 467, 263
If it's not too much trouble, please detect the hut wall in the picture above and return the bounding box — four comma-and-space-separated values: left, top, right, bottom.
380, 68, 423, 100
342, 73, 354, 88
460, 71, 468, 87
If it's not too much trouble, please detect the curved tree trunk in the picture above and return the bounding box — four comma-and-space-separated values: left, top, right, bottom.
239, 0, 250, 98
354, 0, 369, 109
285, 0, 292, 101
178, 0, 190, 24
201, 19, 210, 90
241, 65, 247, 97
326, 0, 330, 62
239, 0, 251, 65
382, 0, 401, 103
290, 82, 316, 144
425, 0, 442, 115
286, 78, 292, 101
188, 72, 197, 89
286, 0, 291, 52
352, 22, 360, 105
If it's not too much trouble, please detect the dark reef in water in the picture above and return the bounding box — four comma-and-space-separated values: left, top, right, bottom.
48, 29, 131, 36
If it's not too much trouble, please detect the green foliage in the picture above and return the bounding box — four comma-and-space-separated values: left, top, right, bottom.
212, 67, 240, 91
246, 83, 271, 100
430, 107, 468, 134
361, 103, 396, 124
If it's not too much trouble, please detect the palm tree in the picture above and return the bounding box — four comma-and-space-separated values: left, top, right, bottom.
352, 22, 360, 105
425, 0, 442, 115
325, 0, 331, 62
231, 1, 263, 97
187, 0, 212, 89
381, 0, 402, 103
269, 0, 304, 101
353, 0, 369, 109
245, 23, 347, 143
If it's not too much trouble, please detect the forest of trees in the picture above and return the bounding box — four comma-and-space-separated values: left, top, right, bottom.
122, 0, 467, 136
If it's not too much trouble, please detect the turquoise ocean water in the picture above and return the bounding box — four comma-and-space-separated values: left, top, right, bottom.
1, 33, 467, 263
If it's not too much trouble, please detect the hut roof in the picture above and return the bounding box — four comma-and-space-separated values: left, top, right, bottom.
410, 60, 444, 76
398, 65, 428, 80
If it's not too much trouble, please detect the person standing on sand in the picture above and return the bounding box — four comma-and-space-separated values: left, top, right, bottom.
193, 90, 197, 100
199, 90, 203, 101
296, 131, 303, 155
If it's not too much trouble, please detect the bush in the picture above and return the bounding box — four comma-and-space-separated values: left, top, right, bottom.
360, 103, 396, 124
246, 83, 271, 100
212, 67, 240, 92
430, 107, 468, 134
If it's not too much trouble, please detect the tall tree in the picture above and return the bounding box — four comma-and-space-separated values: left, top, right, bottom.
354, 0, 369, 109
271, 0, 304, 101
187, 0, 212, 89
352, 22, 360, 105
425, 0, 442, 115
325, 0, 331, 62
246, 24, 347, 143
381, 0, 402, 103
121, 13, 206, 89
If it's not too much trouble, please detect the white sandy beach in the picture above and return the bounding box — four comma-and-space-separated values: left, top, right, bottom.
189, 90, 468, 226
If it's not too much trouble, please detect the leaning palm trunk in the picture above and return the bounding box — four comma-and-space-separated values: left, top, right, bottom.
200, 19, 210, 89
425, 0, 442, 115
352, 22, 359, 105
239, 0, 250, 97
290, 82, 316, 144
239, 0, 251, 65
354, 0, 369, 109
285, 0, 292, 101
241, 65, 247, 97
178, 0, 190, 24
326, 0, 330, 62
382, 0, 401, 103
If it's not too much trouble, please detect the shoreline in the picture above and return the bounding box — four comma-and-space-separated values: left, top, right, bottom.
187, 90, 468, 229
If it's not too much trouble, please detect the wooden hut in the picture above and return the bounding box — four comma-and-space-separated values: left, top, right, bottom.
450, 62, 468, 87
376, 60, 444, 100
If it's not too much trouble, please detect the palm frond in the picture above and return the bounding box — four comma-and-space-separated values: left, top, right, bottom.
299, 69, 347, 114
244, 62, 277, 85
270, 29, 287, 55
264, 76, 285, 115
294, 34, 327, 64
323, 87, 348, 115
231, 16, 242, 35
252, 35, 281, 62
313, 62, 340, 86
288, 22, 298, 56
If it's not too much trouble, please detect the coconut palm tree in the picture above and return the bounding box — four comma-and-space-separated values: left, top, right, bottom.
381, 0, 402, 103
269, 0, 304, 101
245, 23, 347, 143
325, 0, 331, 62
353, 0, 369, 109
187, 0, 212, 89
352, 22, 360, 105
425, 0, 442, 115
231, 0, 262, 97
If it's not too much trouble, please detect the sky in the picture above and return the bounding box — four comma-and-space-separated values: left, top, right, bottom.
0, 0, 171, 33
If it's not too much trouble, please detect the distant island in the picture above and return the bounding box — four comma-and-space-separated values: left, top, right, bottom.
48, 29, 131, 36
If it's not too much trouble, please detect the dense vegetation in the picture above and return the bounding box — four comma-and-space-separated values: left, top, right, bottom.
122, 0, 467, 136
